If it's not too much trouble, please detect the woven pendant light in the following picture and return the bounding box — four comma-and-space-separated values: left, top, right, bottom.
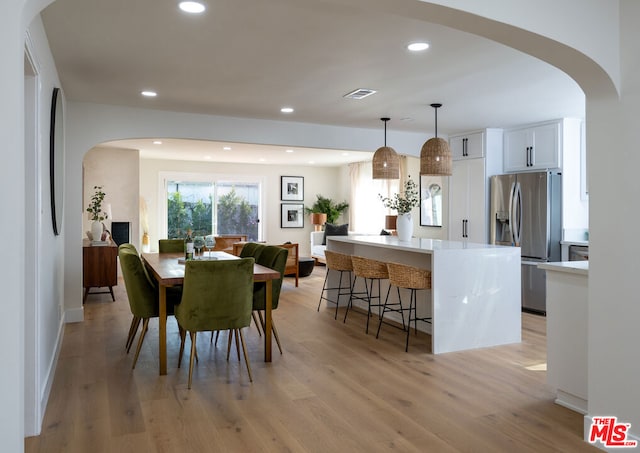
420, 103, 452, 176
372, 117, 399, 179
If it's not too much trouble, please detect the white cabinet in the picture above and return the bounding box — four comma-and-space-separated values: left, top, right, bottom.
450, 131, 484, 160
450, 158, 486, 242
504, 121, 560, 172
448, 128, 503, 243
539, 262, 589, 414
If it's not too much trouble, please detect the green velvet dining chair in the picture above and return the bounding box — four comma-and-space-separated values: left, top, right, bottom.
175, 258, 255, 389
239, 242, 267, 337
239, 242, 265, 261
253, 246, 288, 354
158, 238, 184, 253
118, 244, 181, 369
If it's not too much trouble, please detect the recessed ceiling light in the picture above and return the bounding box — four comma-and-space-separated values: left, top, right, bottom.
259, 158, 266, 162
204, 155, 212, 160
407, 42, 429, 52
141, 90, 157, 97
223, 146, 232, 150
280, 107, 294, 114
285, 149, 294, 153
342, 152, 349, 156
179, 1, 206, 14
153, 140, 162, 145
308, 161, 315, 165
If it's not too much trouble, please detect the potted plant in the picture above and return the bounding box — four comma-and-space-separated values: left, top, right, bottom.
87, 185, 108, 241
379, 177, 419, 241
305, 195, 349, 228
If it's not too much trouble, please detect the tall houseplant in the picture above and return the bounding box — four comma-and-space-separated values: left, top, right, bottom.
87, 185, 108, 241
305, 195, 349, 226
379, 177, 419, 241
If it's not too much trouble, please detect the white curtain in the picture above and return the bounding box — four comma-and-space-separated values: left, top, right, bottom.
349, 160, 403, 234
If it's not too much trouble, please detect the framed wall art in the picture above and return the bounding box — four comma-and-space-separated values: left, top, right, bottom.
281, 203, 304, 228
281, 176, 304, 201
420, 175, 443, 227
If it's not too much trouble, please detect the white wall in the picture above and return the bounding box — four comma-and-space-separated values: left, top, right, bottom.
23, 13, 65, 438
586, 0, 640, 443
140, 158, 348, 256
1, 3, 26, 449
83, 146, 140, 248
560, 118, 589, 232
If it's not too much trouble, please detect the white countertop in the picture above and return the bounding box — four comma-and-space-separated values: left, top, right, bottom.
328, 235, 516, 253
538, 261, 589, 276
560, 240, 589, 247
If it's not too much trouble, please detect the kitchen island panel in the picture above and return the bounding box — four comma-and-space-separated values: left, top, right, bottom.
432, 247, 521, 353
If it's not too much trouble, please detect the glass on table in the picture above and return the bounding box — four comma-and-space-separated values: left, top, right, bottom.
193, 236, 205, 259
204, 236, 215, 258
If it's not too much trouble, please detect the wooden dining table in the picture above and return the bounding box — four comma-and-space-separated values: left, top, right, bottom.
141, 251, 281, 375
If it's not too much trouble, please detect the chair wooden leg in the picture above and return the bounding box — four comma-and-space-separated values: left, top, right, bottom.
126, 316, 141, 353
252, 311, 262, 336
258, 311, 283, 354
178, 326, 186, 368
273, 321, 283, 354
226, 329, 234, 361
234, 328, 241, 361
132, 318, 150, 369
238, 329, 253, 382
188, 332, 197, 389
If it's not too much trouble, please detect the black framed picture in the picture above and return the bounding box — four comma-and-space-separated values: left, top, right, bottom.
281, 176, 304, 201
281, 203, 304, 228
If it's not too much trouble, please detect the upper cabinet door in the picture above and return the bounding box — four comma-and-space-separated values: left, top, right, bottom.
504, 128, 530, 172
504, 121, 560, 172
530, 122, 560, 169
450, 131, 485, 160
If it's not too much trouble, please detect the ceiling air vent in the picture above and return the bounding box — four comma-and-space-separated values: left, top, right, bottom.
343, 88, 377, 100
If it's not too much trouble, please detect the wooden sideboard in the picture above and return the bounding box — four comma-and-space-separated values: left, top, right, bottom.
82, 239, 118, 303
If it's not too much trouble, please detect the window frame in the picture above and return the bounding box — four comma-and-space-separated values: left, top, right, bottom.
158, 171, 265, 241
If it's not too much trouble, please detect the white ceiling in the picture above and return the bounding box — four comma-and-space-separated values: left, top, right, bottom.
41, 0, 585, 164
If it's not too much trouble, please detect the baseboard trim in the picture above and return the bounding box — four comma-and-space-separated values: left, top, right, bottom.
37, 313, 65, 436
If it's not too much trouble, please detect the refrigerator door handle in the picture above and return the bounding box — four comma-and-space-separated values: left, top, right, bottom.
508, 181, 516, 245
512, 182, 522, 246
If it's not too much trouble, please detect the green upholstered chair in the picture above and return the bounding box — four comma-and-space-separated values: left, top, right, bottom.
241, 242, 267, 336
239, 242, 265, 260
158, 238, 184, 253
175, 258, 255, 389
118, 243, 180, 369
253, 245, 288, 354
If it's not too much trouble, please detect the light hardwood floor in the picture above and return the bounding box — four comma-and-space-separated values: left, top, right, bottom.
26, 265, 597, 452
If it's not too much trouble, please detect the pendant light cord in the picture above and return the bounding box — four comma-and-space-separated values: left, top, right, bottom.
381, 117, 390, 146
430, 103, 442, 138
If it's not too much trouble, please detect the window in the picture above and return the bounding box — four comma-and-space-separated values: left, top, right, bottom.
349, 161, 400, 234
163, 174, 262, 241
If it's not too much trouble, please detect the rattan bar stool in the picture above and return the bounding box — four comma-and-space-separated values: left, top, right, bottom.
318, 250, 354, 320
346, 256, 393, 334
379, 262, 432, 352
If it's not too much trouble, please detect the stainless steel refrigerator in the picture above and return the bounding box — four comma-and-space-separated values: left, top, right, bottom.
490, 171, 562, 314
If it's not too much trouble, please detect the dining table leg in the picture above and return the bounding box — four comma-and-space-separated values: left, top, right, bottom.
159, 284, 167, 375
264, 279, 272, 362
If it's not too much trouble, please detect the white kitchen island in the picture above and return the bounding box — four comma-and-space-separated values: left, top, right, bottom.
326, 235, 521, 354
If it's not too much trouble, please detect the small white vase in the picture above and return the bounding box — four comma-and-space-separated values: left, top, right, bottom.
90, 220, 103, 242
396, 213, 413, 242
